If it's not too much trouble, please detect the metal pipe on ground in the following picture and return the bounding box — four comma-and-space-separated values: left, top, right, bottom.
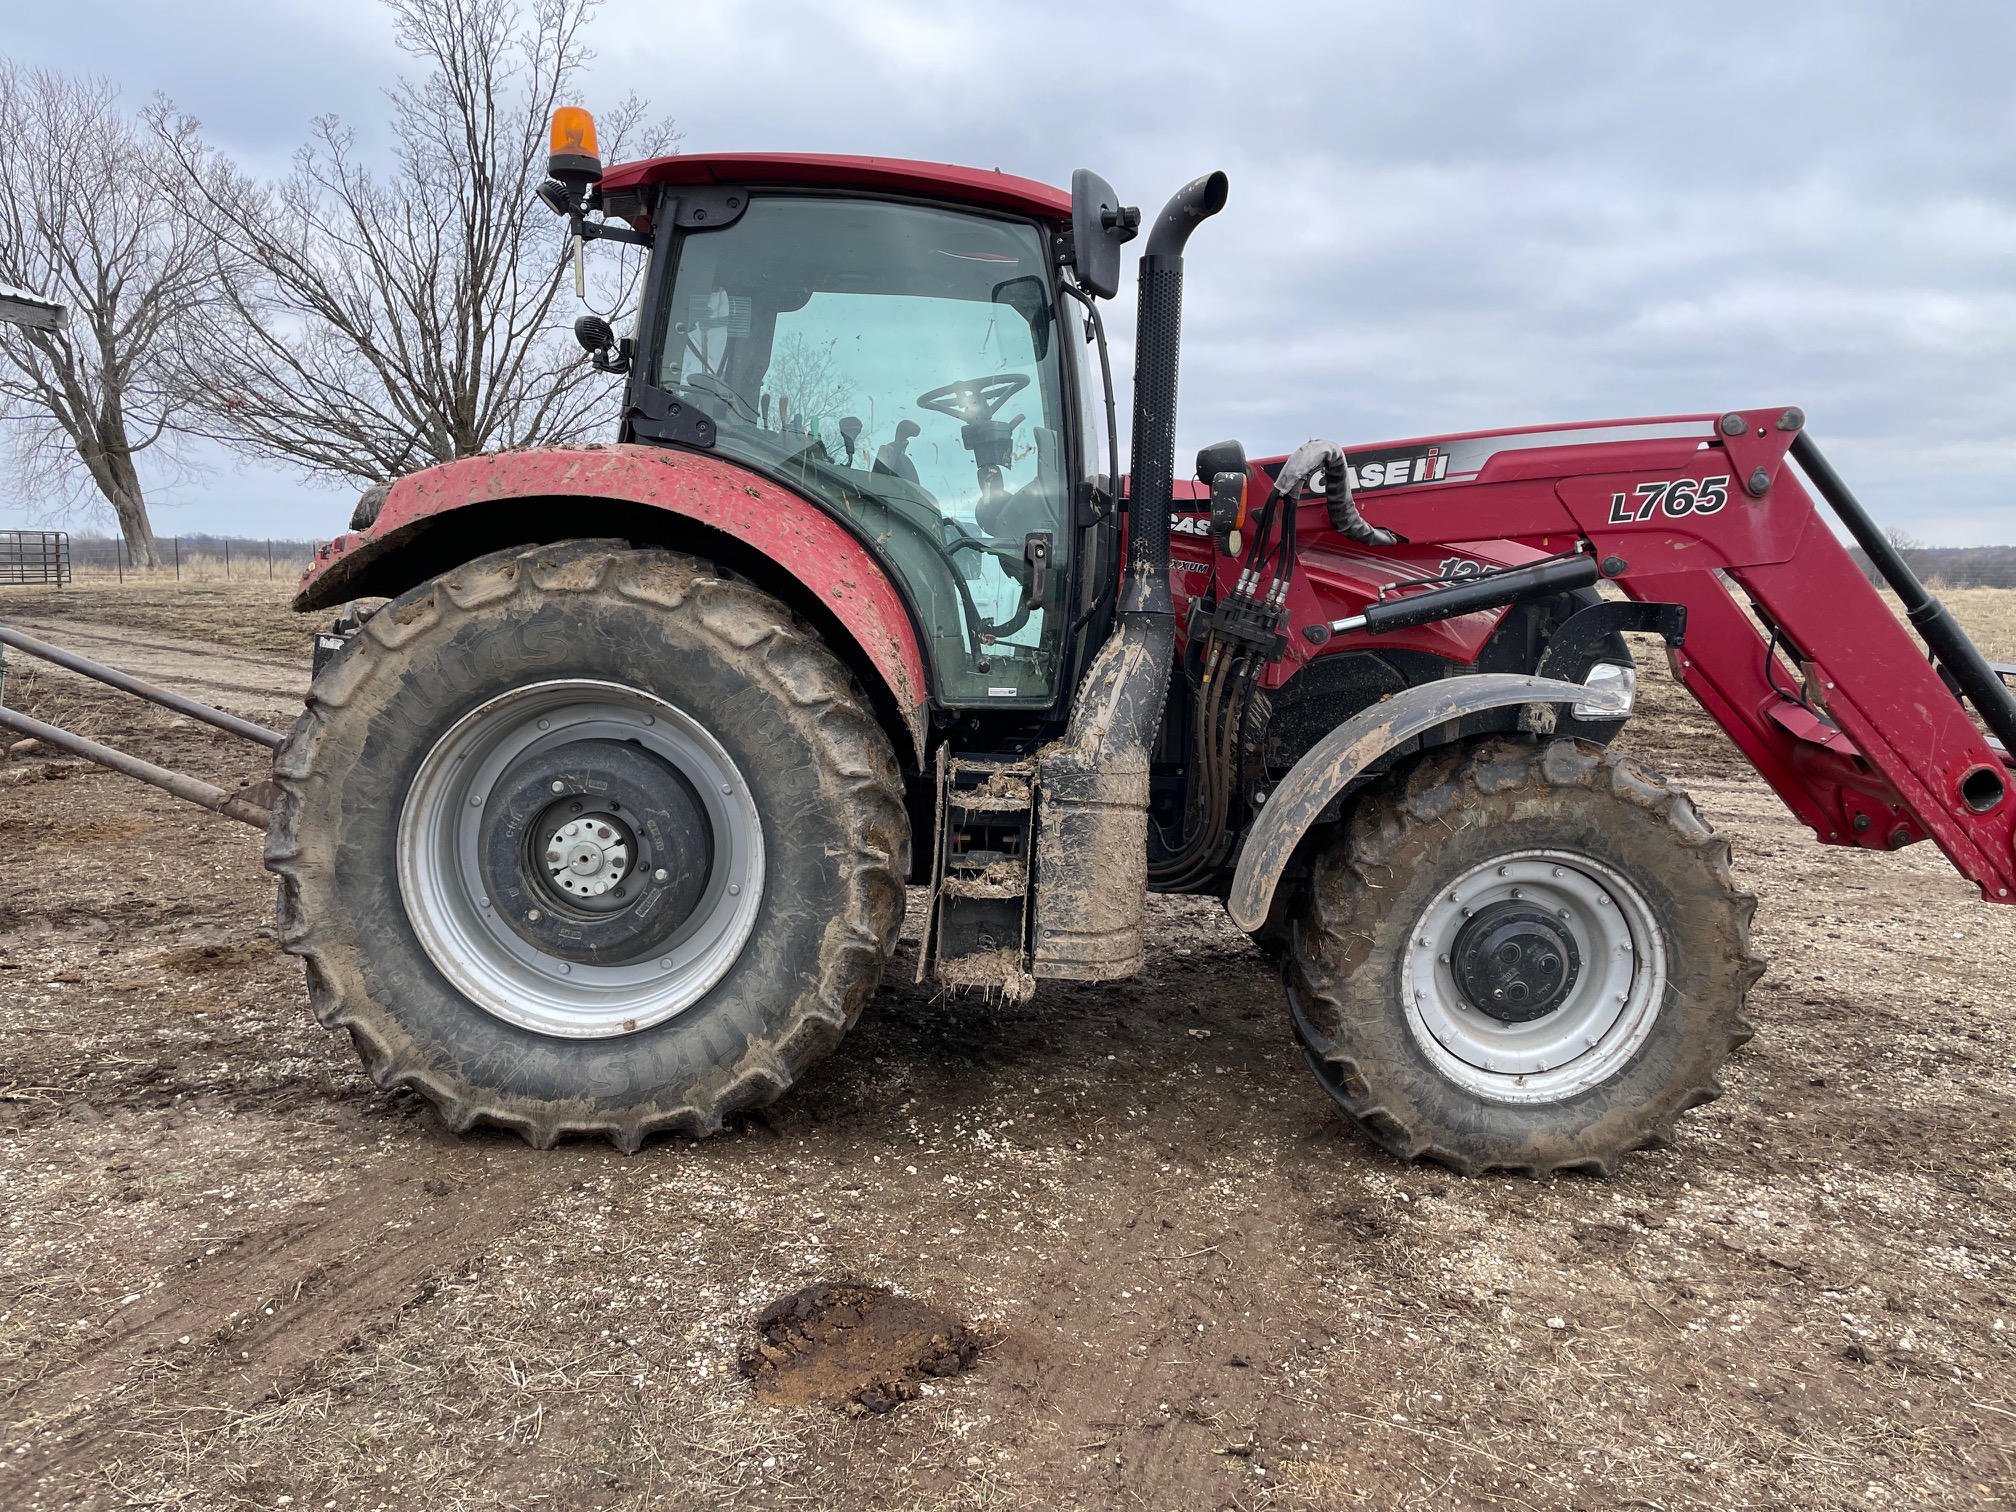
0, 623, 286, 749
0, 705, 272, 829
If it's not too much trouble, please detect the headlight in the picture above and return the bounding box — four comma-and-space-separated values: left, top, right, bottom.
1573, 662, 1637, 720
350, 483, 390, 532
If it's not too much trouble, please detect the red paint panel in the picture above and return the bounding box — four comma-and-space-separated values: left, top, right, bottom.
300, 446, 929, 751
598, 152, 1070, 223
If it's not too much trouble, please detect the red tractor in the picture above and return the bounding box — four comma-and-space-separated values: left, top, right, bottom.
10, 108, 2014, 1175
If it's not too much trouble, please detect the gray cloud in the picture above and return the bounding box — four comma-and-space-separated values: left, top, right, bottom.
5, 0, 2014, 543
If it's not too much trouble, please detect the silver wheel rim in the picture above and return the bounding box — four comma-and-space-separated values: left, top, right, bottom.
397, 679, 765, 1039
1399, 849, 1667, 1103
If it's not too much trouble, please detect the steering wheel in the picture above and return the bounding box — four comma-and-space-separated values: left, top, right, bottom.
916, 372, 1029, 425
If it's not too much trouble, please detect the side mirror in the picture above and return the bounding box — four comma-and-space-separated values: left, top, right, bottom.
1209, 471, 1248, 558
992, 276, 1053, 359
1069, 169, 1139, 301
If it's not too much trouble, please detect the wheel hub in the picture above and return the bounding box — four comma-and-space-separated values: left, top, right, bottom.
476, 736, 716, 966
1451, 902, 1581, 1022
546, 813, 632, 898
1397, 850, 1668, 1103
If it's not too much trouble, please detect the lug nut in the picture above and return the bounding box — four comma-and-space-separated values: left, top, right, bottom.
526, 908, 541, 922
550, 780, 565, 794
654, 868, 668, 882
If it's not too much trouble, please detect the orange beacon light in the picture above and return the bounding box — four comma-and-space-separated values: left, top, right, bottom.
548, 106, 602, 187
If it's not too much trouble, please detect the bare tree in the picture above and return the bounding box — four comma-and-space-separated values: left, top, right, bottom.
0, 63, 211, 568
154, 0, 674, 489
763, 333, 860, 456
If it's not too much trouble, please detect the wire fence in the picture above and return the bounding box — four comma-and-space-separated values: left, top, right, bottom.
1850, 546, 2016, 590
55, 533, 328, 582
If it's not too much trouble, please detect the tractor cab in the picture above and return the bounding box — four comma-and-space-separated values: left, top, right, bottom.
584, 155, 1120, 715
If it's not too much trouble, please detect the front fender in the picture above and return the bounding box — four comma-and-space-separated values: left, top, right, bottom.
1225, 673, 1627, 933
296, 445, 930, 760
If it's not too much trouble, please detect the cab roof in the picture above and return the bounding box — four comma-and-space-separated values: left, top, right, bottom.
596, 152, 1072, 223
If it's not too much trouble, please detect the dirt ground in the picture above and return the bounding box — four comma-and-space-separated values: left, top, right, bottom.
1, 575, 2012, 1512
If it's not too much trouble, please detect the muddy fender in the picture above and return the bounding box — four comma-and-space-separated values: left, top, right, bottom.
1226, 673, 1625, 933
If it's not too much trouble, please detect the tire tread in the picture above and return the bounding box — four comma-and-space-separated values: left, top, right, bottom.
1286, 736, 1764, 1177
267, 541, 906, 1150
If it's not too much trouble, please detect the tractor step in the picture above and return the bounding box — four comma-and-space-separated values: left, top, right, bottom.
917, 751, 1037, 999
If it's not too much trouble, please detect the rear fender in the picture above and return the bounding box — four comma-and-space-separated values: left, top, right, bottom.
296, 445, 929, 761
1225, 673, 1626, 932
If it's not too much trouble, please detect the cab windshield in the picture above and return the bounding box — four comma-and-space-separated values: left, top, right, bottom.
657, 195, 1071, 706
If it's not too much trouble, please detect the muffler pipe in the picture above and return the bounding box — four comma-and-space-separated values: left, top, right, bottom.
1123, 170, 1231, 616
1033, 171, 1227, 980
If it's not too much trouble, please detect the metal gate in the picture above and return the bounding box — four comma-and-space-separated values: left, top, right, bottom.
0, 531, 70, 586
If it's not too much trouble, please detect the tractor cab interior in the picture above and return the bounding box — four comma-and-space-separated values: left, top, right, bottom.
653, 193, 1094, 707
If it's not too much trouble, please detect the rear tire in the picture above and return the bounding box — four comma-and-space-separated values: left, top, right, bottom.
268, 541, 908, 1150
1285, 738, 1762, 1176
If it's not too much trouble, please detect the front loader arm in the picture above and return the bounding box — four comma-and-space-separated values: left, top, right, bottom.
1349, 407, 2016, 906
1653, 504, 2013, 899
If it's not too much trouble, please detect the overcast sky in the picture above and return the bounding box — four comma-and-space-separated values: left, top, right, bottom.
6, 0, 2015, 544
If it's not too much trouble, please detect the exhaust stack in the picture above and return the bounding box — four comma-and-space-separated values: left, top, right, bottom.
1032, 172, 1228, 981
1123, 171, 1232, 616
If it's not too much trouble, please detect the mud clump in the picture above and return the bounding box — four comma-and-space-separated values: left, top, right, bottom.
741, 1281, 987, 1415
159, 939, 273, 976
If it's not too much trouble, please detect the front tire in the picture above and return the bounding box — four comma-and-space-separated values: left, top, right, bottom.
1286, 738, 1762, 1176
268, 541, 908, 1150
